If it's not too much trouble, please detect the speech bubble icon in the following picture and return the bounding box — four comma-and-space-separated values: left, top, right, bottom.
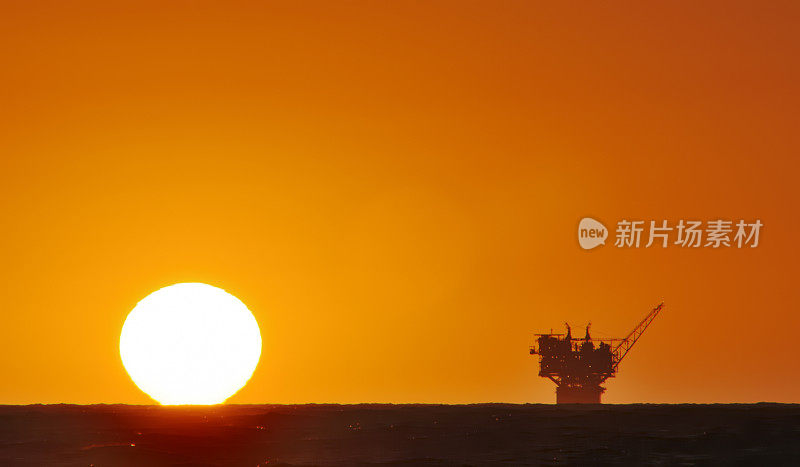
578, 217, 608, 250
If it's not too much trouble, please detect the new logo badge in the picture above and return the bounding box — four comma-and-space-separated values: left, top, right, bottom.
578, 217, 608, 250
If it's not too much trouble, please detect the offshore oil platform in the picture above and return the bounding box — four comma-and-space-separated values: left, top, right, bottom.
530, 302, 664, 404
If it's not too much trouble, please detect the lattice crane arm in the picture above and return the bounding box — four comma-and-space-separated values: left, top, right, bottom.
611, 302, 664, 371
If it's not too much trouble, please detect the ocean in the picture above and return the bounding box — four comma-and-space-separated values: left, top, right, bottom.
1, 403, 798, 465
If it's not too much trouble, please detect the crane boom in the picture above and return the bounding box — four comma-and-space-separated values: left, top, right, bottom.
611, 302, 664, 370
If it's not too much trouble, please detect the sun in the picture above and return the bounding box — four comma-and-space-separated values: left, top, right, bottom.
119, 283, 262, 405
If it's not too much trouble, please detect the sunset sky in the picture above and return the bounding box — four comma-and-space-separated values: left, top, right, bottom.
1, 1, 798, 405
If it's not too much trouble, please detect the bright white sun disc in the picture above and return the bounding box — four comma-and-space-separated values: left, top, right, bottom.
120, 283, 262, 405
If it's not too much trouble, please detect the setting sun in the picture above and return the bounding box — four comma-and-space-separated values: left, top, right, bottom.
119, 283, 262, 405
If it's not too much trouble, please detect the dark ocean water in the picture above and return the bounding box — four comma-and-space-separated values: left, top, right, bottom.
0, 404, 798, 466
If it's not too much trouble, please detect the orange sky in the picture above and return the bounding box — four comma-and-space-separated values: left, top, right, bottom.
0, 1, 798, 404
